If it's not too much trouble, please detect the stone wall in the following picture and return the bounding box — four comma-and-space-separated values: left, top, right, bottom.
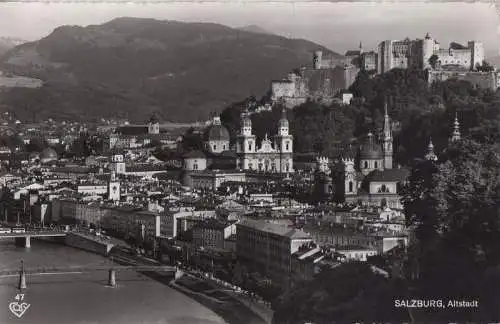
65, 232, 114, 256
427, 70, 498, 90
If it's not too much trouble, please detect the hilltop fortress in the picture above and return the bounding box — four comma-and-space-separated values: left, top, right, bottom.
270, 34, 497, 108
270, 49, 361, 108
378, 33, 484, 73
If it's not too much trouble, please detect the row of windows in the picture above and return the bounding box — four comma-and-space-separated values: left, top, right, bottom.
362, 161, 380, 169
245, 142, 290, 151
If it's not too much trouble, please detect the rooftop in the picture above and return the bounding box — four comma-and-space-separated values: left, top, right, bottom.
238, 219, 312, 239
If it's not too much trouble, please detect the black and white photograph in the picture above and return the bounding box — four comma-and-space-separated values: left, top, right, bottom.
0, 0, 499, 323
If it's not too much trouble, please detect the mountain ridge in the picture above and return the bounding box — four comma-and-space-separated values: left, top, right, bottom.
0, 17, 343, 122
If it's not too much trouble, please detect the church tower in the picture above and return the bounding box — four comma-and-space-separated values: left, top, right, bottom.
424, 138, 438, 161
382, 102, 393, 169
148, 114, 160, 135
108, 171, 120, 201
275, 108, 293, 173
236, 111, 256, 170
111, 154, 126, 174
449, 113, 461, 144
343, 152, 358, 196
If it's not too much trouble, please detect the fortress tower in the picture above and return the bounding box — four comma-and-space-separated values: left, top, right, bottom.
313, 50, 323, 69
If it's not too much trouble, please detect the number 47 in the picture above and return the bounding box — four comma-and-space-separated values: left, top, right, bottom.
15, 294, 24, 301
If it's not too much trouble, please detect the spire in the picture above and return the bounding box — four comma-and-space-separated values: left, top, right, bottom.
425, 137, 438, 161
383, 99, 391, 140
450, 112, 461, 143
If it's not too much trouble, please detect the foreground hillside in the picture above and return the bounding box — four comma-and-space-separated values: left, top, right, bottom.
0, 17, 342, 122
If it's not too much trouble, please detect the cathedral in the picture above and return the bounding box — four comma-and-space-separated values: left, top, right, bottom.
341, 103, 407, 209
235, 108, 294, 173
339, 106, 462, 210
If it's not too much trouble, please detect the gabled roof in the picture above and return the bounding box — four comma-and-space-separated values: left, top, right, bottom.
365, 168, 410, 182
238, 219, 312, 239
345, 50, 361, 57
115, 126, 149, 136
182, 150, 206, 159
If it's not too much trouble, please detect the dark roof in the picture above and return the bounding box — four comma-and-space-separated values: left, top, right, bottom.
203, 150, 237, 160
115, 126, 149, 136
204, 124, 230, 142
41, 147, 58, 160
364, 168, 410, 182
345, 50, 361, 57
126, 164, 167, 172
359, 134, 382, 160
149, 114, 159, 124
182, 150, 206, 159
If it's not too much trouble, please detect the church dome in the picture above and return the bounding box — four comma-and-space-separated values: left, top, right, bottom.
40, 147, 58, 162
359, 132, 382, 160
205, 123, 230, 141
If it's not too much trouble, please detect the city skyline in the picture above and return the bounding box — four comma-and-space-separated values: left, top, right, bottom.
0, 2, 499, 56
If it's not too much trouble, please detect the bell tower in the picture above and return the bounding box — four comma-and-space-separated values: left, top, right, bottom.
236, 111, 256, 170
276, 108, 293, 173
108, 170, 120, 201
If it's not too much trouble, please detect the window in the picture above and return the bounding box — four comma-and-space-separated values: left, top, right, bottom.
374, 161, 378, 168
248, 143, 252, 151
364, 161, 368, 169
223, 144, 226, 150
286, 142, 289, 151
213, 144, 217, 151
348, 181, 353, 193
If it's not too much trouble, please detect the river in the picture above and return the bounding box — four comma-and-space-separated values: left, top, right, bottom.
0, 239, 226, 324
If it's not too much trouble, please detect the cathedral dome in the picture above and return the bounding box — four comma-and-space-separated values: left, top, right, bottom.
40, 147, 58, 162
359, 132, 382, 160
205, 124, 230, 142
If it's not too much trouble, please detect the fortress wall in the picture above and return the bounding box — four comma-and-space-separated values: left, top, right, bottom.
427, 70, 498, 90
271, 81, 296, 100
436, 49, 472, 69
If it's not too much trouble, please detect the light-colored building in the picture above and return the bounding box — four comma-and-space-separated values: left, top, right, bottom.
236, 219, 313, 288
236, 108, 293, 173
377, 33, 484, 74
335, 246, 378, 262
342, 103, 409, 209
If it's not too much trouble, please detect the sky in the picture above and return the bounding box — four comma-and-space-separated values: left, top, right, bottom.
1, 1, 499, 56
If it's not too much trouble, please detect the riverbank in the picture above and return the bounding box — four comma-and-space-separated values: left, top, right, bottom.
0, 240, 226, 324
107, 247, 270, 324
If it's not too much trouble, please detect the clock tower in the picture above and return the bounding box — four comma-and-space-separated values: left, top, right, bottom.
108, 170, 120, 201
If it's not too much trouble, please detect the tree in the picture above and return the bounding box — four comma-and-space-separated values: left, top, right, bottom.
428, 54, 439, 69
402, 138, 500, 312
180, 127, 203, 152
476, 60, 495, 72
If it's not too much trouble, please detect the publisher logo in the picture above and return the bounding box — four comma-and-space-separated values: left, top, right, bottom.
9, 294, 30, 319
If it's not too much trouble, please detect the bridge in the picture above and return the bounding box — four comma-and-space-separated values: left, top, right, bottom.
3, 261, 181, 290
0, 230, 69, 248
